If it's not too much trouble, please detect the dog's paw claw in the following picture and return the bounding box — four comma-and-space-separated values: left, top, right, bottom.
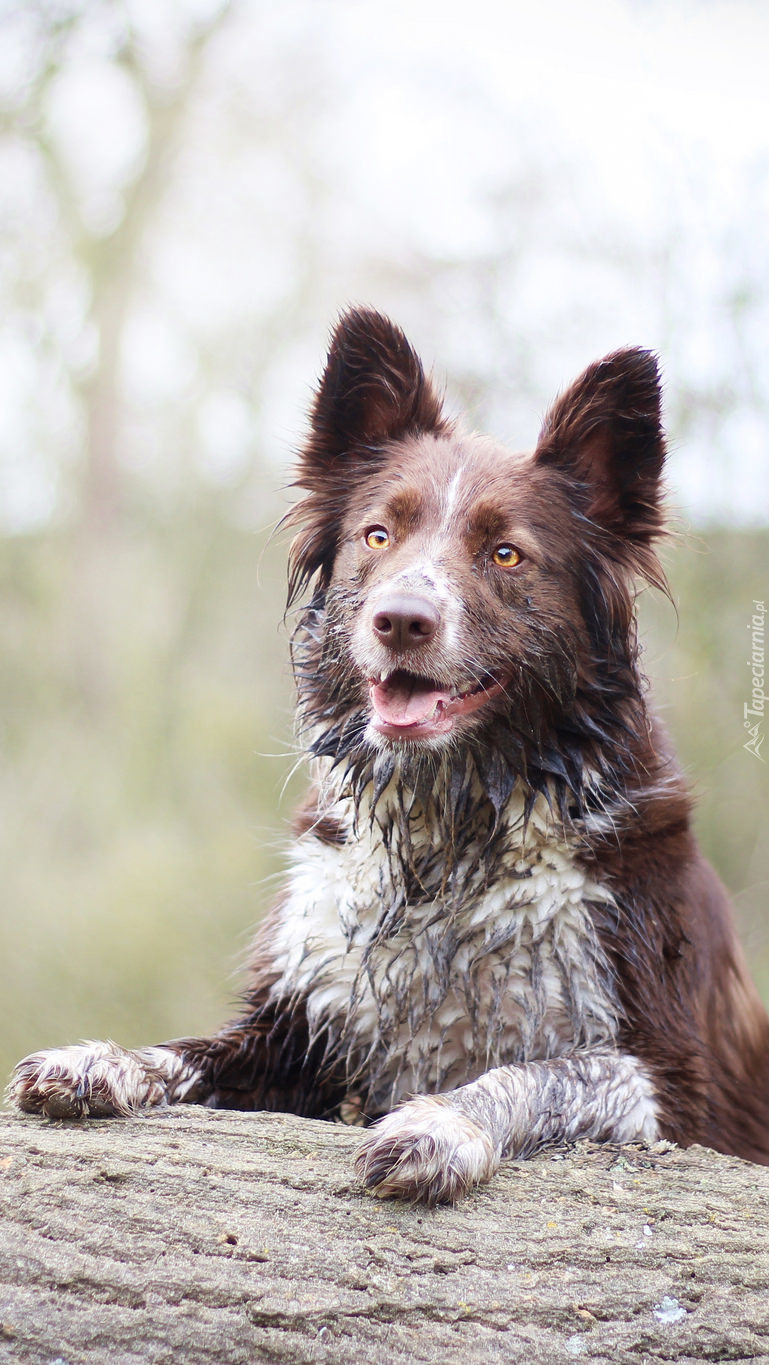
355, 1096, 498, 1205
6, 1042, 170, 1120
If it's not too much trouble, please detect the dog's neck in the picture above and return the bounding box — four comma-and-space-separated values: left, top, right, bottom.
307, 745, 576, 907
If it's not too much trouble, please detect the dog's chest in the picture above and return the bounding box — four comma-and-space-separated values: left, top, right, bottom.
271, 796, 619, 1110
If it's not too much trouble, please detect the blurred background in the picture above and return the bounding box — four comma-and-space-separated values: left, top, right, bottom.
1, 0, 768, 1089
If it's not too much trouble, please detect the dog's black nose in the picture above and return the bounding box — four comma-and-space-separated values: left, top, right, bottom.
372, 595, 440, 652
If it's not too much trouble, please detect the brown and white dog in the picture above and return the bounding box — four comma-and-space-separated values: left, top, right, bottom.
9, 308, 769, 1203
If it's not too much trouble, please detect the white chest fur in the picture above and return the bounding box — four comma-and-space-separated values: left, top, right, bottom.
268, 787, 620, 1112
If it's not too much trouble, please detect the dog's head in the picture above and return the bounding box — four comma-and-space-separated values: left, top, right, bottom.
288, 308, 667, 785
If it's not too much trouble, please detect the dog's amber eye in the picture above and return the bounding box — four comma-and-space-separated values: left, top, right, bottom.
492, 544, 522, 568
364, 527, 390, 550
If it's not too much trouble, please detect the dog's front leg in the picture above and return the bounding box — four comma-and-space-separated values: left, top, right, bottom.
7, 994, 342, 1121
355, 1050, 660, 1205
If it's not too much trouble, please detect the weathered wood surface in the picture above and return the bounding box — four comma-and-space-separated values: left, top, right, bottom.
1, 1106, 768, 1364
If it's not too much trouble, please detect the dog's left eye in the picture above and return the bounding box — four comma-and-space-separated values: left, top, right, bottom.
492, 544, 522, 568
364, 527, 390, 550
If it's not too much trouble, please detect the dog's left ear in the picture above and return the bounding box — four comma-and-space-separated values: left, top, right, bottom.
534, 348, 665, 544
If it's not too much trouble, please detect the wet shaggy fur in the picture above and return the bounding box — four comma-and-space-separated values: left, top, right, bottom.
9, 308, 769, 1203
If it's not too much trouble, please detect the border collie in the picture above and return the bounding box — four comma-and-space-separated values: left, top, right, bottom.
9, 308, 769, 1204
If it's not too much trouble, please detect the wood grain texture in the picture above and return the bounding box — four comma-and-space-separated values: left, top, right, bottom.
1, 1107, 767, 1364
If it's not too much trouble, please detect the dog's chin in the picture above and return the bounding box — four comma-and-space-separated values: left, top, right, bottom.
366, 669, 508, 746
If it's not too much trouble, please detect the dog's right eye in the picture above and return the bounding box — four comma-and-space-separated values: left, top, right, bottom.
364, 527, 390, 550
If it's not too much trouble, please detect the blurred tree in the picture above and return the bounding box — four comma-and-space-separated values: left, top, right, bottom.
1, 2, 240, 700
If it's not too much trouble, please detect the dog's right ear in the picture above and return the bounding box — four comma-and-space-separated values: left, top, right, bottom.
287, 308, 448, 601
303, 307, 447, 475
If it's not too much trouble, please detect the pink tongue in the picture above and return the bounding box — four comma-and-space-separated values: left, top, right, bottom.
370, 676, 450, 727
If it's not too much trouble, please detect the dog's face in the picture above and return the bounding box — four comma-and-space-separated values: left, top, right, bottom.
330, 433, 585, 748
289, 309, 666, 770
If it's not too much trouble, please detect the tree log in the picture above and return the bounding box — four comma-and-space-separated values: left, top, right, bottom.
1, 1107, 767, 1364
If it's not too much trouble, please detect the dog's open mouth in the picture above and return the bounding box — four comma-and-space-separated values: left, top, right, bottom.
368, 670, 506, 739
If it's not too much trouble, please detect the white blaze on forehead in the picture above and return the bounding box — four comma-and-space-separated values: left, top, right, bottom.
442, 466, 466, 524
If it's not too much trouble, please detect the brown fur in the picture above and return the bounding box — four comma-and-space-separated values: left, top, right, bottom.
284, 308, 769, 1161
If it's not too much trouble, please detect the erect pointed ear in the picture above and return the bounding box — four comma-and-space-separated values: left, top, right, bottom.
534, 348, 666, 544
287, 309, 449, 602
299, 307, 448, 484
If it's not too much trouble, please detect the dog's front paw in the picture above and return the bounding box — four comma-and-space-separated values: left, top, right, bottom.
6, 1041, 172, 1120
355, 1096, 498, 1205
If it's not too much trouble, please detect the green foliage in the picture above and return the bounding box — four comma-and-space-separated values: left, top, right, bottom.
1, 517, 767, 1090
0, 503, 299, 1086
